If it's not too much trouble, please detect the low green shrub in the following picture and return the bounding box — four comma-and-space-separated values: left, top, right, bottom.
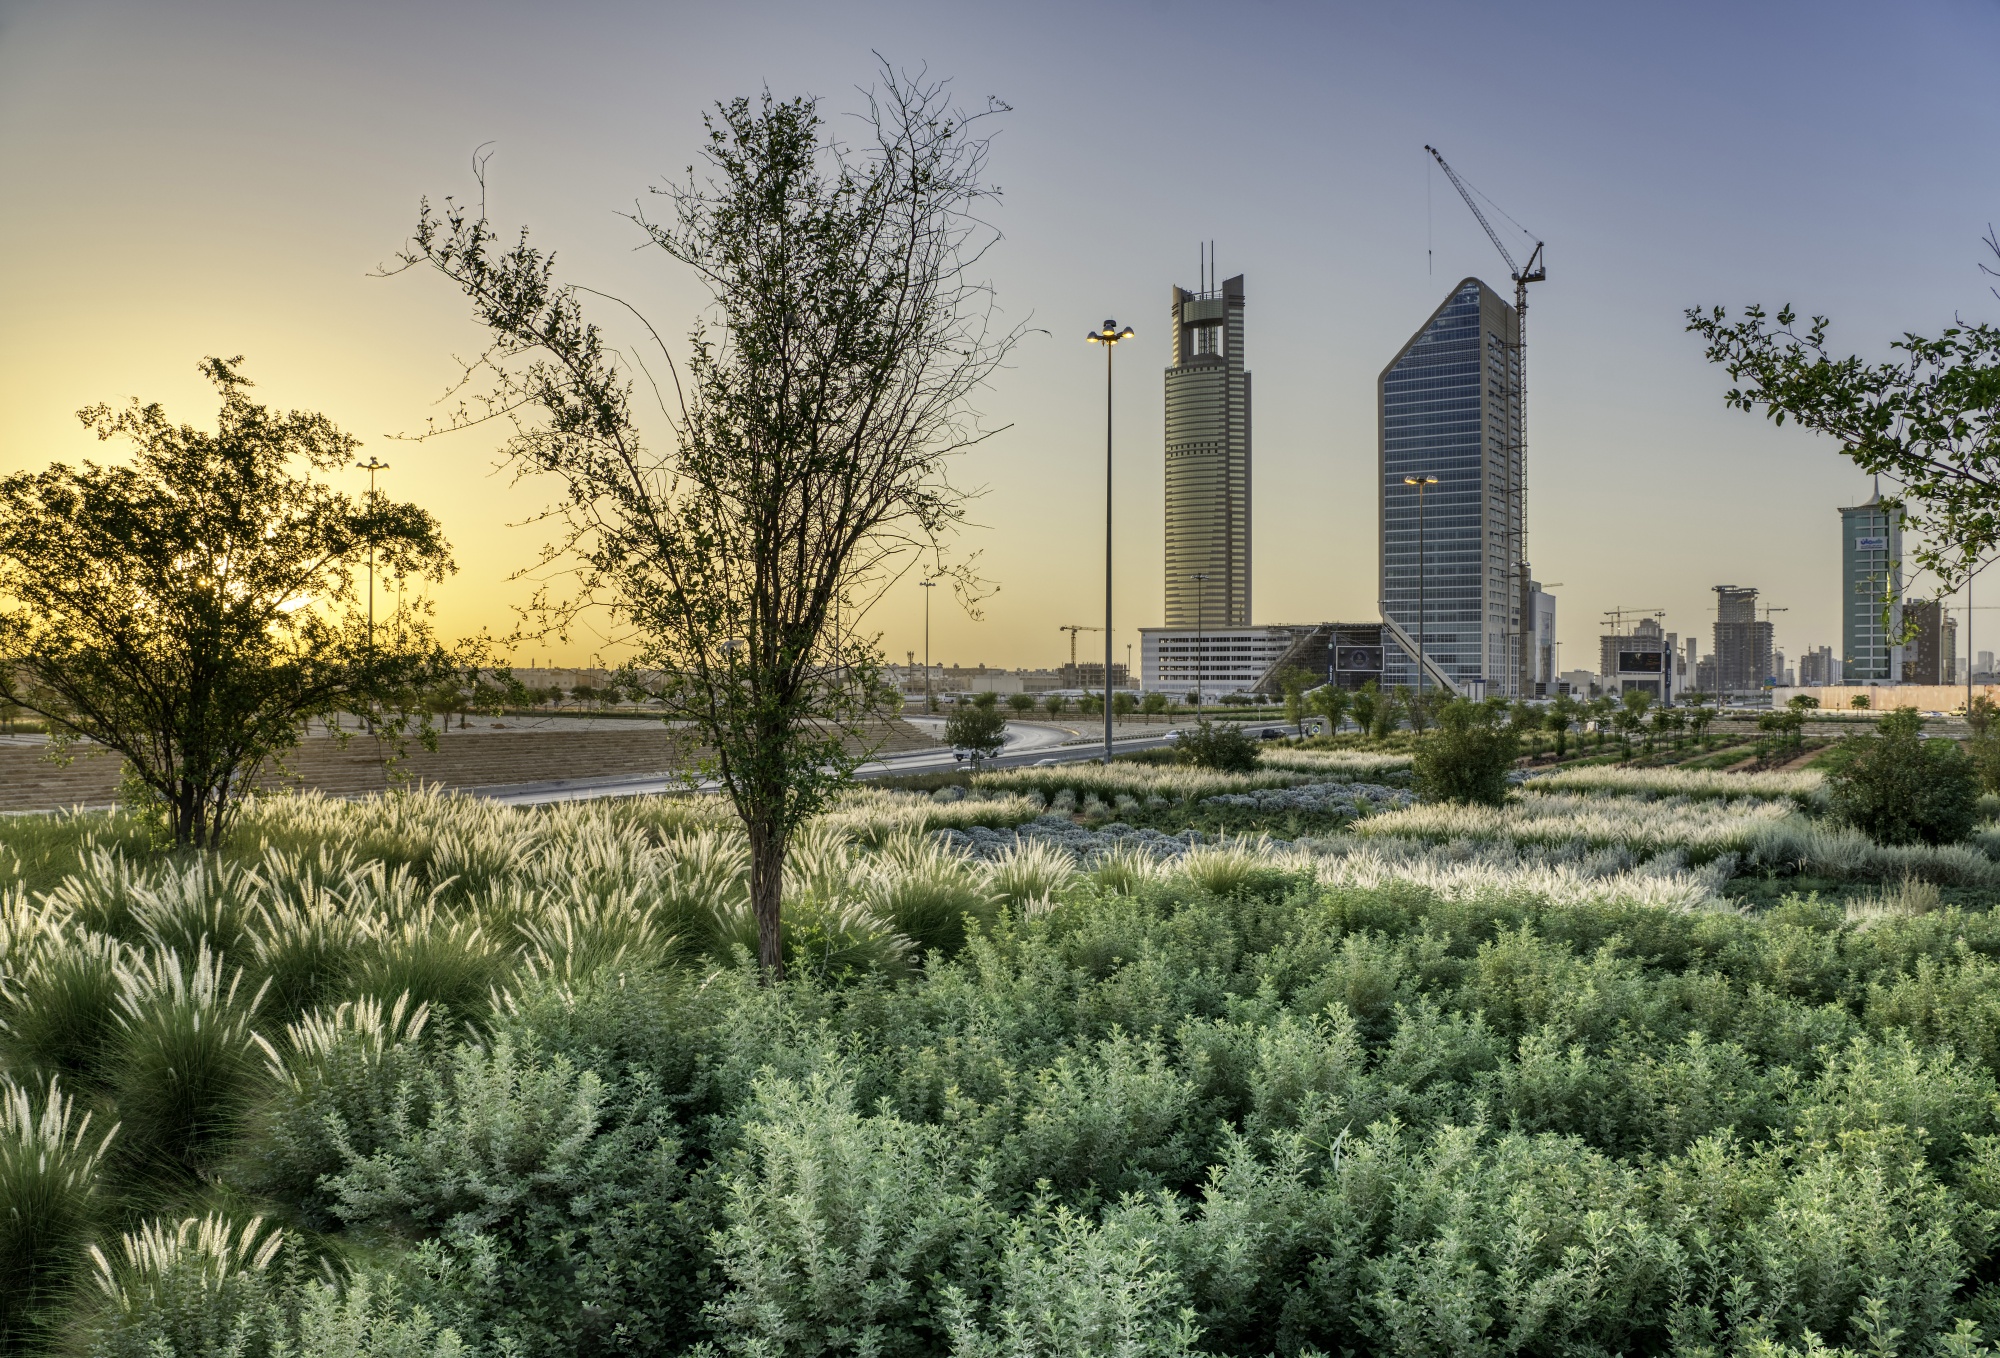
1827, 709, 1981, 845
1411, 699, 1520, 806
1174, 720, 1259, 772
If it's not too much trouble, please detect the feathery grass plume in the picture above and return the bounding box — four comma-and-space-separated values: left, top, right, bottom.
815, 788, 1045, 846
982, 839, 1076, 913
111, 944, 269, 1180
1306, 840, 1733, 911
517, 886, 679, 981
1088, 843, 1172, 895
245, 993, 432, 1224
1356, 790, 1796, 859
976, 762, 1314, 802
1179, 840, 1297, 898
86, 1213, 285, 1353
0, 813, 162, 898
1523, 763, 1828, 809
0, 1076, 116, 1345
1256, 748, 1414, 777
1845, 874, 1945, 926
1746, 817, 2000, 885
651, 826, 750, 957
712, 892, 912, 981
128, 857, 257, 958
36, 844, 153, 939
0, 880, 60, 990
244, 857, 372, 1027
2, 929, 126, 1087
348, 907, 505, 1025
863, 832, 997, 956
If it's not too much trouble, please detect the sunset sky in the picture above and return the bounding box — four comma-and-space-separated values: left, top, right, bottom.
4, 0, 1998, 676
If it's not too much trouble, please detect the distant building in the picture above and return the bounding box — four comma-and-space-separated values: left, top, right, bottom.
1164, 268, 1251, 628
1141, 625, 1352, 700
1599, 617, 1678, 703
1980, 650, 1995, 681
1906, 603, 1957, 686
1528, 583, 1557, 695
1841, 492, 1904, 683
1694, 655, 1720, 695
1713, 586, 1775, 695
1060, 662, 1132, 691
1559, 668, 1599, 697
1379, 277, 1526, 696
1799, 646, 1836, 687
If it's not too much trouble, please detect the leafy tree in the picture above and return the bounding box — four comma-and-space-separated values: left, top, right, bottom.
1174, 718, 1258, 771
1968, 696, 2000, 792
1139, 691, 1168, 720
1400, 685, 1430, 734
1758, 705, 1805, 752
403, 72, 1019, 979
1543, 692, 1579, 758
1005, 693, 1035, 715
1111, 690, 1136, 717
1275, 667, 1317, 737
1688, 232, 2000, 591
944, 703, 1007, 765
1078, 693, 1103, 716
1374, 686, 1409, 738
1613, 689, 1653, 751
1309, 683, 1350, 737
1852, 692, 1872, 709
1586, 694, 1617, 747
1412, 698, 1521, 806
1042, 693, 1068, 719
1686, 700, 1716, 745
1349, 680, 1381, 736
0, 359, 454, 848
1828, 707, 1979, 845
1790, 694, 1821, 711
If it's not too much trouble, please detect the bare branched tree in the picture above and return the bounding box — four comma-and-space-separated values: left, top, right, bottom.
399, 66, 1020, 978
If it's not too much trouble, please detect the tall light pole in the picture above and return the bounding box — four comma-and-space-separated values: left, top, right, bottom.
1404, 474, 1438, 697
357, 456, 390, 656
1086, 318, 1134, 763
919, 578, 937, 714
1192, 572, 1211, 714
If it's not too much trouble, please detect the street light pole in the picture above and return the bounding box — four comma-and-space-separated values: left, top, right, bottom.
1404, 474, 1438, 698
919, 579, 937, 715
1193, 572, 1211, 715
1086, 319, 1134, 764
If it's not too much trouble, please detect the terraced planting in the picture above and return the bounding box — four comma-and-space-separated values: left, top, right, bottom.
8, 747, 2000, 1355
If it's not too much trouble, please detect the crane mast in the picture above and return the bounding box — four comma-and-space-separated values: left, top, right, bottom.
1425, 145, 1545, 698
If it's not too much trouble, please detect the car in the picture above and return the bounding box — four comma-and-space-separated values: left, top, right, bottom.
1259, 727, 1286, 739
1032, 757, 1062, 766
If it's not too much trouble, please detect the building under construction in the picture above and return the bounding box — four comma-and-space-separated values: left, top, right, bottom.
1713, 586, 1775, 696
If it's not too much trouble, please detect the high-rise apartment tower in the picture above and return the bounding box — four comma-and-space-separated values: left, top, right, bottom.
1163, 267, 1251, 627
1840, 491, 1903, 683
1379, 278, 1525, 695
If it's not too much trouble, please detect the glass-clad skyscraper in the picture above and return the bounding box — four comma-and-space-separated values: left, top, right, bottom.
1378, 278, 1523, 695
1841, 491, 1903, 683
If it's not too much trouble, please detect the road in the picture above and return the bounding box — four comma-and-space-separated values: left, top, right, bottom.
470, 719, 1191, 808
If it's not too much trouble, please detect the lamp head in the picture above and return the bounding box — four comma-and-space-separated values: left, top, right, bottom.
1086, 320, 1133, 345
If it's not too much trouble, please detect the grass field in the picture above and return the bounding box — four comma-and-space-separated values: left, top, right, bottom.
7, 742, 2000, 1356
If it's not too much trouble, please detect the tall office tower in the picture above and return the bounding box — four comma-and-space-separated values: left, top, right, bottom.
1379, 278, 1524, 695
1163, 267, 1251, 627
1713, 585, 1775, 695
1841, 491, 1904, 683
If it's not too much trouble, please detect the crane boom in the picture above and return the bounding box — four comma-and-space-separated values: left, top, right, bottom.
1425, 145, 1545, 289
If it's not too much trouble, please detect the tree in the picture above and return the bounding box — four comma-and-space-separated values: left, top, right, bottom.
1852, 692, 1872, 710
1111, 690, 1137, 717
1587, 694, 1616, 748
0, 359, 454, 849
1349, 680, 1381, 737
1412, 698, 1521, 807
1276, 666, 1317, 737
1687, 701, 1716, 746
1005, 692, 1034, 715
1543, 692, 1579, 758
944, 701, 1007, 765
1042, 693, 1068, 719
1175, 719, 1258, 771
1688, 236, 2000, 593
1372, 687, 1404, 738
1140, 691, 1168, 720
1309, 684, 1351, 737
403, 72, 1018, 980
1613, 689, 1653, 751
1828, 707, 1979, 845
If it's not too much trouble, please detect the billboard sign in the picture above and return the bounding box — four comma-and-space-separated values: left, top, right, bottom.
1618, 651, 1664, 673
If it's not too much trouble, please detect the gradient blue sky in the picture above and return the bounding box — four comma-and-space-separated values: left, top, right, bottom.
3, 0, 1998, 675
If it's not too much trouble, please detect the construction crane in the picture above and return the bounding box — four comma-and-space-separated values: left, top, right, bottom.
1602, 608, 1666, 635
1058, 625, 1104, 670
1427, 145, 1546, 699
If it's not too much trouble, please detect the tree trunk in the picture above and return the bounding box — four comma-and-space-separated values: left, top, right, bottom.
747, 815, 786, 982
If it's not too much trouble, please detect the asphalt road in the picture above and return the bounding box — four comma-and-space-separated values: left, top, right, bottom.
471, 720, 1194, 807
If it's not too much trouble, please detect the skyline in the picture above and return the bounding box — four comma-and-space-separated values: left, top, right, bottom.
3, 0, 1998, 677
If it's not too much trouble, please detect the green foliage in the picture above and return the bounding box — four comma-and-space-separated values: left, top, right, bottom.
1005, 693, 1034, 714
944, 703, 1008, 762
1412, 699, 1522, 806
0, 1079, 112, 1348
1543, 691, 1579, 757
1141, 691, 1168, 717
0, 360, 457, 848
1349, 680, 1380, 736
1308, 683, 1350, 735
1828, 708, 1980, 845
1174, 719, 1259, 772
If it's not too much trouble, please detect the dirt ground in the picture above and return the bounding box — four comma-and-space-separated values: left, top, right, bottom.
0, 718, 938, 813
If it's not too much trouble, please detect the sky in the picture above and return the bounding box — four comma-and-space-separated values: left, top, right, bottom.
3, 0, 1998, 678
